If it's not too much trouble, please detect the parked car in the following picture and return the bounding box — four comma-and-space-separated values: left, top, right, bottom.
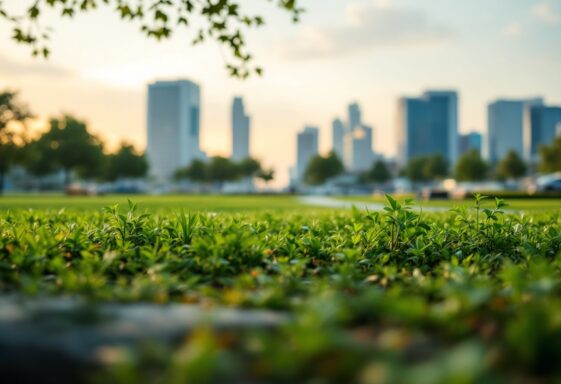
535, 173, 561, 192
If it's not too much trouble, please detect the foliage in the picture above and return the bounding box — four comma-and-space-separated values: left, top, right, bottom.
104, 143, 148, 181
207, 156, 243, 184
25, 115, 105, 184
0, 0, 303, 79
175, 159, 208, 182
404, 154, 448, 182
1, 196, 561, 381
0, 90, 32, 192
362, 159, 392, 184
176, 157, 266, 184
539, 136, 561, 173
496, 150, 527, 180
304, 151, 344, 185
455, 149, 488, 181
256, 168, 275, 185
238, 157, 261, 178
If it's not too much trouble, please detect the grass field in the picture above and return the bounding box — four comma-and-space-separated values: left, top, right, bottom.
1, 194, 561, 382
0, 194, 311, 213
337, 194, 561, 211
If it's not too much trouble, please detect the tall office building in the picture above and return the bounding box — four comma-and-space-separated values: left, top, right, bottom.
344, 125, 374, 173
459, 132, 482, 156
348, 102, 362, 131
524, 104, 561, 163
296, 126, 319, 182
487, 98, 543, 163
231, 97, 251, 161
147, 80, 203, 180
332, 118, 345, 161
397, 90, 458, 166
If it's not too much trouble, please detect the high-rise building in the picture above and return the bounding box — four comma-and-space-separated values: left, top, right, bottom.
348, 102, 362, 131
147, 80, 203, 180
344, 125, 374, 172
524, 104, 561, 163
332, 118, 345, 161
397, 90, 458, 166
487, 98, 543, 163
296, 126, 319, 182
459, 132, 482, 156
231, 96, 251, 161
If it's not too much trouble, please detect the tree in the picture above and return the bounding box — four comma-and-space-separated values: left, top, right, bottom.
425, 155, 448, 180
256, 168, 275, 186
363, 160, 391, 184
175, 159, 208, 183
26, 115, 105, 185
304, 151, 344, 186
496, 150, 527, 180
207, 156, 240, 185
0, 1, 303, 79
105, 143, 148, 181
455, 149, 488, 181
0, 91, 32, 193
404, 157, 429, 183
238, 157, 262, 178
539, 136, 561, 173
403, 155, 447, 183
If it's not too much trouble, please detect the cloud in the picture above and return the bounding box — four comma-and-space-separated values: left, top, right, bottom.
502, 22, 523, 37
532, 1, 560, 24
0, 54, 73, 78
279, 0, 454, 59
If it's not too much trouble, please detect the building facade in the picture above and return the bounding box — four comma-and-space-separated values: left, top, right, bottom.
487, 98, 543, 163
344, 125, 374, 173
348, 102, 362, 131
459, 132, 482, 156
296, 126, 319, 182
231, 97, 251, 161
332, 118, 345, 161
147, 80, 203, 180
524, 105, 561, 163
397, 90, 458, 166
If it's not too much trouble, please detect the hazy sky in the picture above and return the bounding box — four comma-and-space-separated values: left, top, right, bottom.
1, 0, 561, 186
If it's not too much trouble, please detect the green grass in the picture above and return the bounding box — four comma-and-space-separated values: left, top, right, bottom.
338, 194, 561, 211
2, 195, 561, 382
0, 194, 311, 213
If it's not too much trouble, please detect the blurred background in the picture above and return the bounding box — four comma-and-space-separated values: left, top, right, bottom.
1, 0, 561, 197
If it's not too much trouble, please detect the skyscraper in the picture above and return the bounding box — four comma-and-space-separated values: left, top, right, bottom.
332, 118, 345, 161
348, 102, 362, 131
397, 90, 458, 166
344, 125, 374, 173
487, 98, 543, 163
524, 104, 561, 163
459, 132, 482, 156
296, 126, 319, 182
232, 96, 250, 161
147, 80, 203, 180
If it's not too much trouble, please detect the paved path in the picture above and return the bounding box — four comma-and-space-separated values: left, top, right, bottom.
299, 195, 449, 212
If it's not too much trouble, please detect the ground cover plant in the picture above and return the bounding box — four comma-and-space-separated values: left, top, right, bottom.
1, 195, 561, 382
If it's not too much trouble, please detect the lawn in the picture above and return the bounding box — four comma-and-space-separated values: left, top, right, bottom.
0, 194, 311, 213
1, 194, 561, 382
337, 194, 561, 212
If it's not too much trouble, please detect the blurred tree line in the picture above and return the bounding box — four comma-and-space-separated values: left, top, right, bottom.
175, 157, 275, 187
301, 143, 561, 187
0, 90, 147, 193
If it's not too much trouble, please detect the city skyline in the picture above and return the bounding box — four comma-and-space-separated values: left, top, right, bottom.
2, 0, 561, 185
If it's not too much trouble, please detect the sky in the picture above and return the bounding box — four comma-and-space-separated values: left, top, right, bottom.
1, 0, 561, 186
